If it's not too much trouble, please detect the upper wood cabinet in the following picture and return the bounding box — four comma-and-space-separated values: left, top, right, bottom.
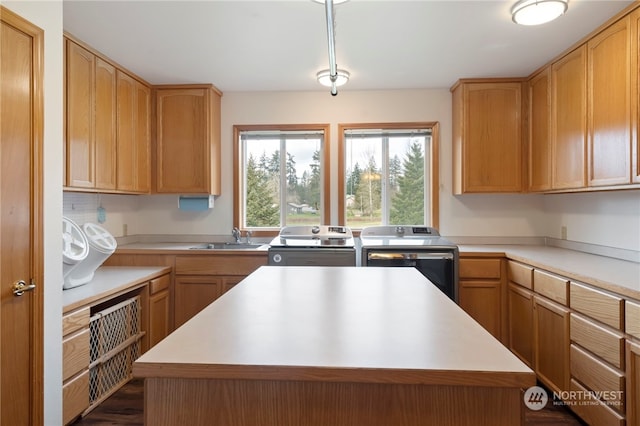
452, 79, 524, 194
528, 67, 552, 192
588, 16, 632, 187
631, 9, 640, 185
551, 45, 587, 190
154, 85, 221, 195
64, 36, 150, 194
116, 71, 150, 193
66, 40, 95, 189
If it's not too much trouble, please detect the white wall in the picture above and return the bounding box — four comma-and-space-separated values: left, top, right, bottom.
3, 0, 64, 423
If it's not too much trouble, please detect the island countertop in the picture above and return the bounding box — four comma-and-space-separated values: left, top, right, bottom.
134, 266, 534, 388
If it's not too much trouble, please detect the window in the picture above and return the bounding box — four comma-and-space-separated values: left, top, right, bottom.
234, 124, 330, 233
338, 122, 440, 229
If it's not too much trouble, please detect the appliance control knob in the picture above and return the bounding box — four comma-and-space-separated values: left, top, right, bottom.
311, 226, 320, 234
396, 226, 405, 235
272, 254, 282, 263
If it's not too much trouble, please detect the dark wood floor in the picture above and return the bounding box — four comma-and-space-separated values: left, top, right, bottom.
73, 379, 586, 425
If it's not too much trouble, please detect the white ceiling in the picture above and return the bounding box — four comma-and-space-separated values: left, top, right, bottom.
63, 0, 634, 93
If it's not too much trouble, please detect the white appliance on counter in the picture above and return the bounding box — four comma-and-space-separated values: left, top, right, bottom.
63, 222, 117, 289
268, 225, 356, 266
62, 217, 89, 285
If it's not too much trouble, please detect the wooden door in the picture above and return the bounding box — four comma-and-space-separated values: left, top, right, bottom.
507, 283, 534, 367
533, 295, 570, 394
94, 58, 117, 190
588, 16, 631, 186
155, 88, 210, 193
528, 67, 551, 192
631, 9, 640, 184
458, 280, 502, 340
174, 276, 221, 327
0, 7, 44, 425
628, 340, 640, 426
65, 40, 95, 188
116, 70, 136, 191
135, 81, 151, 193
551, 45, 587, 189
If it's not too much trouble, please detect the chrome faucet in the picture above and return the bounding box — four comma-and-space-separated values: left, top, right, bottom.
232, 227, 241, 243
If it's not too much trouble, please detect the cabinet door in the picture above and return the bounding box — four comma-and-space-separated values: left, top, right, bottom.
66, 40, 95, 188
174, 276, 222, 328
528, 67, 552, 192
533, 295, 570, 394
148, 289, 170, 348
631, 9, 640, 184
116, 71, 136, 192
508, 283, 534, 367
459, 280, 502, 340
551, 45, 587, 189
588, 16, 631, 186
156, 88, 212, 193
135, 82, 151, 193
453, 81, 523, 193
628, 340, 640, 426
94, 58, 117, 190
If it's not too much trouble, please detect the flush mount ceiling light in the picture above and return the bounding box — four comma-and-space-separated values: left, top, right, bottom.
511, 0, 568, 26
316, 69, 350, 87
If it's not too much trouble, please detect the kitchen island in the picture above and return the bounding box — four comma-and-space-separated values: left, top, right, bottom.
133, 266, 535, 425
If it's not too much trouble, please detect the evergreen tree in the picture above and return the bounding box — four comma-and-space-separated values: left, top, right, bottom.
346, 163, 362, 196
390, 142, 424, 225
245, 155, 280, 227
307, 150, 321, 210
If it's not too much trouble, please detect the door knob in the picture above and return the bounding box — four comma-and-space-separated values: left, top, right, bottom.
12, 280, 36, 296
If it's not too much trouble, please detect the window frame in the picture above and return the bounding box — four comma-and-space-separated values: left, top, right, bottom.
337, 122, 440, 231
233, 124, 331, 236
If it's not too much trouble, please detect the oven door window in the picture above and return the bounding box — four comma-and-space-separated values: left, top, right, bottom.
366, 251, 455, 300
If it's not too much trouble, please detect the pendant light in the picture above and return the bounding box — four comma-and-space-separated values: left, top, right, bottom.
511, 0, 568, 26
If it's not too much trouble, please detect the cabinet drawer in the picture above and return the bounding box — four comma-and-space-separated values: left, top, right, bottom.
63, 370, 89, 425
533, 269, 568, 305
507, 261, 532, 289
459, 258, 501, 279
150, 273, 170, 294
570, 282, 623, 330
63, 307, 90, 337
570, 344, 625, 409
627, 300, 640, 339
569, 378, 624, 425
571, 313, 624, 369
63, 328, 90, 381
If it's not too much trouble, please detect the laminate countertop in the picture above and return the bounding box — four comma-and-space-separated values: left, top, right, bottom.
62, 266, 172, 313
134, 266, 534, 388
458, 244, 640, 299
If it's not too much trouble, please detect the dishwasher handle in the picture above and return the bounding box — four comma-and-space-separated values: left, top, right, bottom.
367, 251, 454, 261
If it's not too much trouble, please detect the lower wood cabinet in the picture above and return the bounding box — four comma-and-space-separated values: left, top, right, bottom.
507, 283, 534, 367
62, 308, 90, 424
458, 257, 504, 341
533, 294, 570, 394
627, 339, 640, 426
174, 254, 268, 327
62, 269, 171, 424
147, 273, 171, 348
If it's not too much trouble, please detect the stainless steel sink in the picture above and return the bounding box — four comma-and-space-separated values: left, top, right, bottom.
189, 242, 266, 250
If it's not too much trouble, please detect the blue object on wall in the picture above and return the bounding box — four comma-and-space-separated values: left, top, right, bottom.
178, 195, 215, 211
